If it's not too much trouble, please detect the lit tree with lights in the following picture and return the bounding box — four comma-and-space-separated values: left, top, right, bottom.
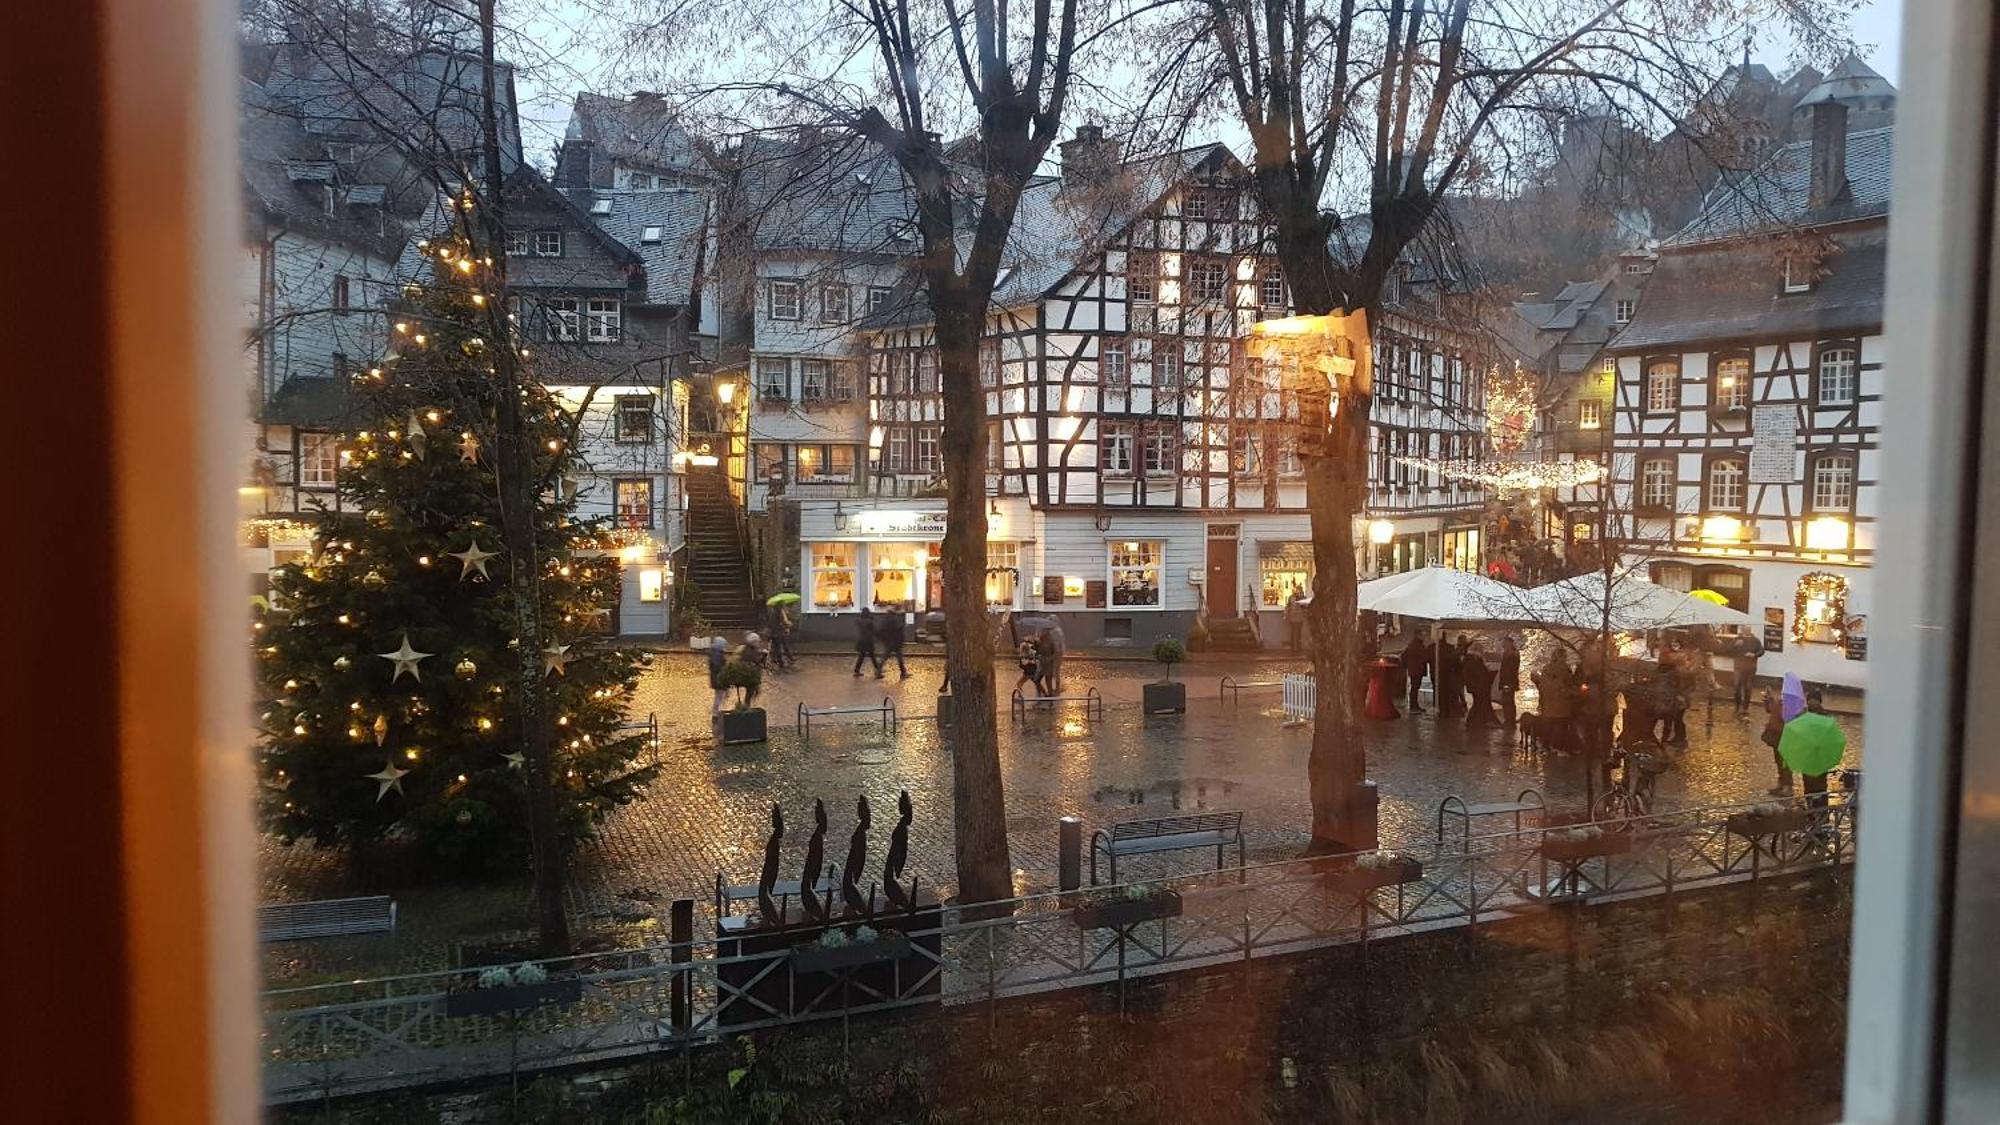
254, 213, 657, 883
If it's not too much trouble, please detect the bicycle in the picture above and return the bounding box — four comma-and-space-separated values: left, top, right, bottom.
1592, 745, 1670, 825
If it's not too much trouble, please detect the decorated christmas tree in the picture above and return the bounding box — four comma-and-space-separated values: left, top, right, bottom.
255, 218, 657, 878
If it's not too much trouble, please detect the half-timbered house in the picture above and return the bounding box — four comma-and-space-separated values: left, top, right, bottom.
798, 130, 1491, 648
1607, 73, 1893, 688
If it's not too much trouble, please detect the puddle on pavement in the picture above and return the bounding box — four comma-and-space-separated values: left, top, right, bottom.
1091, 776, 1240, 810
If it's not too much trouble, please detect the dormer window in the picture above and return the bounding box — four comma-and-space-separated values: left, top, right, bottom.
535, 231, 564, 257
1782, 256, 1813, 294
589, 199, 612, 216
640, 225, 663, 244
507, 232, 531, 256
1614, 299, 1636, 324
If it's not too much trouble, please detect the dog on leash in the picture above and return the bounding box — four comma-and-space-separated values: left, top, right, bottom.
1517, 712, 1550, 753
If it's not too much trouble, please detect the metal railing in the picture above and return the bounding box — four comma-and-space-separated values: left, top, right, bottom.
261, 794, 1854, 1103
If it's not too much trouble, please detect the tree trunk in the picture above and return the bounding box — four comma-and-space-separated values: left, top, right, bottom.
478, 0, 567, 954
934, 309, 1013, 906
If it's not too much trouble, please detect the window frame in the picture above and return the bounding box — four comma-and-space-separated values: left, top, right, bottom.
1182, 190, 1207, 220
613, 394, 653, 443
545, 297, 581, 342
1578, 399, 1603, 430
799, 358, 830, 402
808, 542, 857, 609
1142, 426, 1176, 476
506, 231, 531, 256
331, 273, 351, 316
1259, 271, 1284, 309
756, 357, 790, 402
1614, 298, 1637, 324
1638, 455, 1677, 513
534, 230, 564, 257
1711, 350, 1753, 414
1815, 340, 1861, 406
1101, 337, 1129, 388
1100, 421, 1135, 475
612, 477, 654, 528
1108, 540, 1165, 608
1190, 258, 1226, 304
768, 279, 802, 321
297, 432, 340, 490
1643, 356, 1681, 415
585, 297, 622, 343
1704, 454, 1748, 513
915, 425, 943, 475
819, 283, 850, 324
1807, 449, 1858, 514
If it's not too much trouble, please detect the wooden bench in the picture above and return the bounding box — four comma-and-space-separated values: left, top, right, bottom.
796, 697, 897, 738
1010, 686, 1104, 723
257, 896, 397, 942
1219, 675, 1284, 702
1089, 811, 1246, 885
1435, 789, 1545, 844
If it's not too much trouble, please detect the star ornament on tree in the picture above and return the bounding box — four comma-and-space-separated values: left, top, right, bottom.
379, 634, 433, 683
367, 762, 410, 801
457, 431, 481, 464
449, 539, 498, 582
502, 751, 525, 770
542, 642, 573, 678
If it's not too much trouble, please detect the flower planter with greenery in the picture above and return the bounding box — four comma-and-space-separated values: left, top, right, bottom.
717, 659, 767, 744
1322, 849, 1424, 895
1142, 638, 1188, 715
1070, 885, 1184, 930
1538, 825, 1633, 862
444, 962, 584, 1018
790, 925, 913, 974
1726, 802, 1815, 839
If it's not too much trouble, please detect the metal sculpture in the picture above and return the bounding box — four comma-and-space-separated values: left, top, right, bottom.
799, 798, 828, 922
841, 795, 872, 916
883, 790, 913, 911
756, 803, 785, 924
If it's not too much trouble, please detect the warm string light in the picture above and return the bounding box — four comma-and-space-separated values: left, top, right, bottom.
1392, 455, 1606, 492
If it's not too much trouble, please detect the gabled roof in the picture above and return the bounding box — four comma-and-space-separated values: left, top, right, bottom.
1668, 126, 1894, 246
260, 43, 524, 175
263, 374, 355, 429
567, 92, 709, 180
561, 187, 711, 306
1611, 224, 1886, 350
392, 165, 644, 286
241, 77, 415, 258
734, 134, 921, 257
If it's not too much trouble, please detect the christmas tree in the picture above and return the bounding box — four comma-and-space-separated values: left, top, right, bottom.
255, 218, 657, 878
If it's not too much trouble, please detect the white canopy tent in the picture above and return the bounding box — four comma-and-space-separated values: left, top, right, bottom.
1521, 574, 1758, 633
1355, 567, 1531, 624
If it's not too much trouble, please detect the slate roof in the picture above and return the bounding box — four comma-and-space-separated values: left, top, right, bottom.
562, 187, 711, 306
1797, 55, 1896, 109
736, 135, 921, 257
241, 78, 414, 258
259, 45, 525, 174
568, 92, 708, 180
1610, 223, 1886, 350
263, 375, 355, 429
1667, 126, 1894, 246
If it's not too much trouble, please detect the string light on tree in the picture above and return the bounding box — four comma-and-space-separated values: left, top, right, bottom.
1391, 455, 1606, 493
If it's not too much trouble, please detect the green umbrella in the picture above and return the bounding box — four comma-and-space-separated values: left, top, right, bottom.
1777, 710, 1846, 777
766, 592, 802, 606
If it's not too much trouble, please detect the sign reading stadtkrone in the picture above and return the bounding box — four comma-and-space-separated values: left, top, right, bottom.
1749, 404, 1798, 484
847, 510, 949, 540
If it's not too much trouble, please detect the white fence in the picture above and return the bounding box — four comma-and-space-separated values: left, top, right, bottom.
1282, 673, 1315, 723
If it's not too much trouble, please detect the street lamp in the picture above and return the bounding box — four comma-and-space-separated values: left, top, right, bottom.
1368, 519, 1395, 545
716, 378, 737, 406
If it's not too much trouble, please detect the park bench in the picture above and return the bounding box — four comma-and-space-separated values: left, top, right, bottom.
1009, 685, 1104, 723
714, 872, 843, 920
1219, 674, 1284, 703
1089, 811, 1246, 885
796, 697, 897, 738
1435, 789, 1545, 845
257, 896, 397, 942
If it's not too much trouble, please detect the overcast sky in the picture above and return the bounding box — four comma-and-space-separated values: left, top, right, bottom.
498, 0, 1906, 171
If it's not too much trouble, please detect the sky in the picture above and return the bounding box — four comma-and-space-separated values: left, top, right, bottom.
498, 0, 1906, 172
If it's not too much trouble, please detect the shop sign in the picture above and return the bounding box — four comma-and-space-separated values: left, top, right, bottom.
847, 510, 948, 541
1086, 581, 1108, 609
1845, 615, 1868, 661
1762, 605, 1786, 653
1042, 575, 1065, 605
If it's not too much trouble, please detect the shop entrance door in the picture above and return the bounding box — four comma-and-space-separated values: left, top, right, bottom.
1206, 525, 1239, 617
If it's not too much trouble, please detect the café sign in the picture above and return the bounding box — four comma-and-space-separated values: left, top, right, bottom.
846, 510, 948, 541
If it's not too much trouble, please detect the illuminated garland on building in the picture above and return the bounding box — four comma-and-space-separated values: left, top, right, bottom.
1794, 571, 1850, 646
244, 517, 317, 546
1485, 364, 1537, 455
1391, 455, 1606, 492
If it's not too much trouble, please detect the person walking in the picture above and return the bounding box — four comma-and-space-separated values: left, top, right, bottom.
1284, 587, 1306, 654
1729, 633, 1763, 715
1462, 643, 1497, 729
852, 606, 880, 677
765, 600, 795, 669
1533, 653, 1575, 754
707, 634, 730, 715
1497, 636, 1521, 727
1402, 628, 1431, 713
1014, 639, 1042, 696
877, 610, 909, 679
1435, 634, 1464, 719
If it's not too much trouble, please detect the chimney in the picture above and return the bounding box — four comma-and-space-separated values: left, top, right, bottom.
1807, 99, 1849, 209
1060, 124, 1121, 190
556, 138, 594, 192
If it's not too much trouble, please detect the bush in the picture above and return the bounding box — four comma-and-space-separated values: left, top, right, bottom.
1152, 637, 1188, 681
717, 658, 762, 709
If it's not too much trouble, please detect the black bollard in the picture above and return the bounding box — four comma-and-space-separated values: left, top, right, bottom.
1059, 816, 1083, 893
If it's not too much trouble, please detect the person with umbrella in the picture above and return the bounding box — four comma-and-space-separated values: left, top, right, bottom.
1779, 686, 1847, 819
764, 593, 799, 669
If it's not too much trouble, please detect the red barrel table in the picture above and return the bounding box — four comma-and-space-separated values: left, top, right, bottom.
1365, 658, 1403, 720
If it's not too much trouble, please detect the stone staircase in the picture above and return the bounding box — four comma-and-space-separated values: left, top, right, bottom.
1203, 616, 1263, 652
683, 468, 759, 631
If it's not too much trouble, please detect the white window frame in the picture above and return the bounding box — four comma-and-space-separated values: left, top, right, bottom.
1645, 361, 1679, 413
1182, 190, 1207, 220
506, 231, 531, 256
1128, 259, 1156, 303
614, 395, 652, 443
1714, 356, 1751, 411
768, 279, 802, 321
915, 425, 942, 474
639, 225, 663, 243
800, 358, 830, 402
586, 298, 622, 343
1101, 422, 1134, 474
613, 477, 654, 528
1810, 452, 1856, 512
1818, 346, 1859, 405
332, 273, 351, 315
1143, 427, 1176, 476
1706, 457, 1747, 512
819, 283, 850, 324
757, 358, 790, 401
545, 298, 581, 342
299, 433, 340, 489
985, 540, 1022, 609
1782, 256, 1813, 294
887, 429, 911, 473
867, 286, 892, 315
1639, 457, 1676, 509
1108, 540, 1164, 608
808, 542, 857, 609
1259, 272, 1284, 308
1579, 399, 1603, 430
1101, 338, 1128, 387
1154, 344, 1181, 391
1615, 298, 1636, 323
534, 230, 564, 257
1191, 259, 1225, 304
917, 351, 939, 395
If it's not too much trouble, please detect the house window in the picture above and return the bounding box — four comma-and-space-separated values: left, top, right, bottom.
1810, 452, 1857, 512
888, 429, 911, 473
915, 426, 942, 474
769, 279, 802, 321
867, 286, 892, 315
613, 478, 654, 527
917, 352, 939, 395
534, 231, 564, 257
1817, 346, 1859, 405
545, 298, 581, 342
1782, 256, 1813, 294
986, 540, 1020, 608
586, 298, 622, 342
1191, 259, 1226, 304
1128, 257, 1156, 303
1142, 427, 1176, 475
1231, 432, 1260, 476
825, 445, 857, 482
979, 342, 999, 388
1639, 456, 1676, 509
1101, 423, 1134, 474
754, 443, 786, 482
1183, 190, 1207, 220
639, 225, 663, 243
1644, 360, 1679, 413
757, 358, 789, 401
1155, 343, 1181, 391
1713, 356, 1751, 411
1260, 272, 1284, 308
1706, 457, 1747, 512
820, 284, 850, 324
332, 274, 351, 315
506, 231, 531, 256
794, 444, 824, 481
1579, 400, 1603, 430
1615, 299, 1636, 324
614, 395, 652, 442
299, 433, 340, 488
809, 542, 857, 609
1275, 437, 1302, 477
800, 359, 830, 402
1102, 338, 1128, 387
627, 172, 654, 190
829, 362, 856, 402
1109, 540, 1163, 606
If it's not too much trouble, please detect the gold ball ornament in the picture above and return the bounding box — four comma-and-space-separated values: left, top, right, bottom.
455, 656, 478, 679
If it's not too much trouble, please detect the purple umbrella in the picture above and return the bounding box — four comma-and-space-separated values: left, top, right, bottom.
1781, 672, 1807, 722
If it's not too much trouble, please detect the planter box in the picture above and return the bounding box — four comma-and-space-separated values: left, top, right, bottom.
1142, 681, 1187, 715
444, 977, 583, 1018
1071, 890, 1184, 930
1539, 833, 1633, 862
791, 931, 913, 974
1323, 856, 1424, 896
719, 708, 767, 745
1726, 809, 1815, 838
